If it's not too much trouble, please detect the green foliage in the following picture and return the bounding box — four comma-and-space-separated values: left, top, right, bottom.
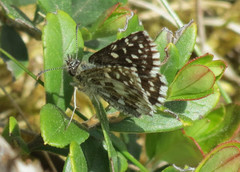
0, 25, 28, 79
43, 10, 84, 110
2, 117, 30, 154
0, 0, 236, 172
40, 104, 89, 147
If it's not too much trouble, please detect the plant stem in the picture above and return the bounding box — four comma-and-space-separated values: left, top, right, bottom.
159, 0, 183, 27
217, 81, 232, 104
111, 134, 149, 172
0, 48, 44, 86
159, 0, 202, 56
91, 95, 118, 172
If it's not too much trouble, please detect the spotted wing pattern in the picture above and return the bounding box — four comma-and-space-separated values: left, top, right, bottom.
66, 31, 168, 117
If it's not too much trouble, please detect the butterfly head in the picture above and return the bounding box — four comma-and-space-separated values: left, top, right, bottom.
65, 56, 81, 76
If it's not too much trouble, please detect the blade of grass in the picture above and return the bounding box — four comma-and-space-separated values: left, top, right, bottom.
158, 0, 202, 56
111, 134, 149, 172
0, 48, 44, 86
91, 95, 119, 172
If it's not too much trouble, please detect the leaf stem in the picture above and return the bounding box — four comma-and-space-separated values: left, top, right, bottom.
91, 96, 118, 172
159, 0, 183, 27
217, 81, 232, 104
111, 134, 149, 172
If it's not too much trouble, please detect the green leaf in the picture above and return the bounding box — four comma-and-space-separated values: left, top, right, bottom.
28, 135, 69, 156
91, 96, 120, 172
116, 152, 128, 172
81, 136, 109, 171
160, 43, 180, 84
110, 91, 219, 133
69, 142, 88, 172
167, 64, 215, 100
186, 53, 227, 80
63, 156, 72, 172
146, 131, 203, 167
8, 116, 21, 136
165, 91, 220, 121
0, 0, 41, 39
195, 141, 240, 172
43, 10, 83, 110
175, 21, 197, 68
2, 116, 29, 153
110, 111, 182, 133
155, 20, 197, 70
38, 0, 72, 15
185, 104, 240, 153
71, 0, 125, 27
91, 5, 131, 39
155, 28, 173, 62
38, 0, 125, 28
40, 104, 89, 148
2, 116, 20, 142
162, 166, 180, 172
116, 14, 144, 39
110, 134, 148, 172
0, 25, 28, 79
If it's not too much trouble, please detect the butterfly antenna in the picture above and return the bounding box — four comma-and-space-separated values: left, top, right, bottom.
37, 66, 66, 80
75, 23, 81, 60
66, 87, 78, 129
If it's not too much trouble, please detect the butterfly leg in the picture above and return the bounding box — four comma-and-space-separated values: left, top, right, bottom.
66, 86, 78, 128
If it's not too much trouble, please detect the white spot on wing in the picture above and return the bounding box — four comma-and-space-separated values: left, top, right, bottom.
148, 81, 154, 86
123, 48, 127, 54
111, 44, 117, 50
150, 87, 155, 92
153, 60, 161, 65
160, 75, 168, 84
150, 43, 156, 47
133, 36, 138, 41
157, 97, 165, 103
160, 86, 168, 96
146, 91, 150, 96
111, 52, 119, 58
130, 67, 137, 71
153, 52, 160, 59
131, 54, 138, 59
126, 58, 132, 63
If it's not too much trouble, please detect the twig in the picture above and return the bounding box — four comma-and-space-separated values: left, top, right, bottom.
0, 85, 33, 131
196, 0, 206, 52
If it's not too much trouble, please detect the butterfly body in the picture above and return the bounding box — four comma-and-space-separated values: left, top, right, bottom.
66, 31, 168, 117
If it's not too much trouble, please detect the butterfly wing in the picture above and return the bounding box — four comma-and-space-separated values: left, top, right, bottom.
89, 31, 161, 77
74, 66, 154, 117
89, 31, 167, 107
